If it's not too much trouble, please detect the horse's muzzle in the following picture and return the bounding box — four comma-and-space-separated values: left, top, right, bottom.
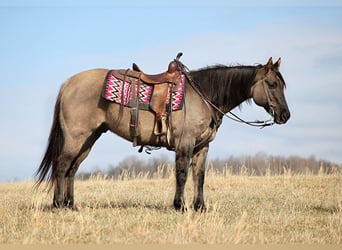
275, 108, 290, 124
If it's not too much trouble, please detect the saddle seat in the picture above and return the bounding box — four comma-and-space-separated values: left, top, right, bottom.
132, 61, 179, 84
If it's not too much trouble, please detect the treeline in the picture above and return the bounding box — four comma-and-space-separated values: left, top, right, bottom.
76, 152, 341, 180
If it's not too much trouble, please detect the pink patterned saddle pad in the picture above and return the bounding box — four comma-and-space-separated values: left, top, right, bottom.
102, 70, 185, 111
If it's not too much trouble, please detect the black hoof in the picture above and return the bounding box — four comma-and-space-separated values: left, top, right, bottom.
174, 199, 187, 212
53, 199, 78, 211
53, 200, 64, 209
193, 199, 206, 212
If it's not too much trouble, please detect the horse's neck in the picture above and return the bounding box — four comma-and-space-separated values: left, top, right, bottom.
192, 67, 255, 113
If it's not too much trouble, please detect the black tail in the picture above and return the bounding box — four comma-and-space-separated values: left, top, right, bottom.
35, 92, 64, 189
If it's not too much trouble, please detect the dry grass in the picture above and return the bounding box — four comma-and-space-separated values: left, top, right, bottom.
0, 168, 341, 244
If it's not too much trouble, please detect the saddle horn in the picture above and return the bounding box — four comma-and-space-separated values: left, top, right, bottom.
176, 52, 183, 61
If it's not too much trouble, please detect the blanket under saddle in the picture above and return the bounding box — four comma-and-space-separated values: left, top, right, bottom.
102, 70, 185, 111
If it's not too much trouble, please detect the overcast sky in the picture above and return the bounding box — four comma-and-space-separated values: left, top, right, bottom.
1, 0, 341, 182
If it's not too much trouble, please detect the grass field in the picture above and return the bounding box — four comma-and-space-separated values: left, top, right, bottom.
0, 167, 341, 244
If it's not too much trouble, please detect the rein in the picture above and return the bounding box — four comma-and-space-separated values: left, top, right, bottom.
180, 62, 274, 129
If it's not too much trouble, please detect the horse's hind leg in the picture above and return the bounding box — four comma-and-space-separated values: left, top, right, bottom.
54, 145, 91, 208
63, 149, 90, 209
64, 126, 106, 208
53, 152, 75, 208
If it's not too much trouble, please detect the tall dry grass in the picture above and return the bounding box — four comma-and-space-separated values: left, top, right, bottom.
0, 166, 341, 244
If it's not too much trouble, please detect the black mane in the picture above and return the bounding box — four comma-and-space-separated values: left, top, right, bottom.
189, 64, 262, 110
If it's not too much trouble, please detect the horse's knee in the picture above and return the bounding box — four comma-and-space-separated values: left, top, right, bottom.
176, 167, 188, 184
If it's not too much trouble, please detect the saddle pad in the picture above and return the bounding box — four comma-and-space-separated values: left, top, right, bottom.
102, 70, 185, 111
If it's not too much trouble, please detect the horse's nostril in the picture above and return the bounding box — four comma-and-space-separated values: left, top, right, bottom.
281, 110, 290, 122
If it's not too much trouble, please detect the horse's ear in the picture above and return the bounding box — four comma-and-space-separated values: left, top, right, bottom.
265, 57, 273, 72
273, 57, 281, 70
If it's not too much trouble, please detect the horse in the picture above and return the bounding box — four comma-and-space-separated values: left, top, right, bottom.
35, 55, 290, 212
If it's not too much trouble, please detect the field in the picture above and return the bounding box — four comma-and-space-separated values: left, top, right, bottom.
0, 167, 341, 244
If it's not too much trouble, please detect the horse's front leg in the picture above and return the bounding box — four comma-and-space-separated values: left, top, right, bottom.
174, 150, 192, 211
191, 144, 209, 212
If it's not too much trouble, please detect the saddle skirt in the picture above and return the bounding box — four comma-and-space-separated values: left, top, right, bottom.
102, 70, 185, 112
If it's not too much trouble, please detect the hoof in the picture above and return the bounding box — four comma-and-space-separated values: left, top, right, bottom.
173, 199, 187, 212
53, 200, 64, 209
53, 199, 78, 211
64, 200, 76, 209
193, 199, 206, 212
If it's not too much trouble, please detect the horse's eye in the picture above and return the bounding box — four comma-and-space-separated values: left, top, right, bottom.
267, 81, 277, 89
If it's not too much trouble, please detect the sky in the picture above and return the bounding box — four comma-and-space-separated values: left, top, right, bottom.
0, 0, 341, 182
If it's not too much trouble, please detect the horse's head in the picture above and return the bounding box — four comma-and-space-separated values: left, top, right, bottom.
251, 57, 290, 124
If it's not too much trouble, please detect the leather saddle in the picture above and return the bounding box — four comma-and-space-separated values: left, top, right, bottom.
113, 60, 180, 85
111, 54, 183, 137
132, 61, 179, 84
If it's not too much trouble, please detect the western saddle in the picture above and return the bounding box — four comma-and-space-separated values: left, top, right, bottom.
111, 53, 184, 145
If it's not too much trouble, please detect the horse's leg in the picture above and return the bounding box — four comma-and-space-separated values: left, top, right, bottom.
53, 150, 76, 208
53, 139, 92, 208
191, 144, 209, 212
63, 149, 90, 209
174, 149, 192, 211
53, 127, 100, 208
64, 126, 106, 208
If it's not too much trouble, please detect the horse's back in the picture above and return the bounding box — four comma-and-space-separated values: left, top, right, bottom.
65, 68, 108, 89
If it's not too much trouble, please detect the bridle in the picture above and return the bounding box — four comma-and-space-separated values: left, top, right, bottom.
177, 56, 275, 129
